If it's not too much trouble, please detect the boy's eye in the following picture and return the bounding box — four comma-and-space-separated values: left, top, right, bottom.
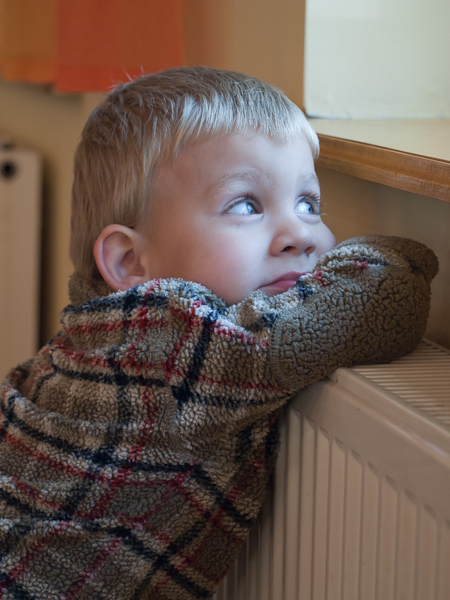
227, 200, 258, 215
295, 197, 319, 215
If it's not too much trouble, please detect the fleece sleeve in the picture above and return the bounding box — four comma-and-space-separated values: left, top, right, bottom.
268, 235, 438, 389
137, 235, 439, 441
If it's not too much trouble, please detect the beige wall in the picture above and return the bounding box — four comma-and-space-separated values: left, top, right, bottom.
0, 0, 448, 350
0, 82, 101, 342
183, 0, 305, 107
317, 169, 450, 349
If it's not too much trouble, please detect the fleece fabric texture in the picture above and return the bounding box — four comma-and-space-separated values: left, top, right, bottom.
0, 236, 438, 599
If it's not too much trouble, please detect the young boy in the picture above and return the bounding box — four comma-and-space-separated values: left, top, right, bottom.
0, 67, 438, 599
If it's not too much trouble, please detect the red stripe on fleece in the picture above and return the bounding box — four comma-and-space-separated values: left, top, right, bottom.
48, 340, 161, 374
115, 480, 246, 586
64, 308, 269, 349
152, 470, 255, 586
61, 280, 169, 341
2, 384, 197, 519
142, 280, 163, 295
0, 521, 71, 592
137, 520, 221, 590
127, 384, 158, 460
12, 473, 187, 520
197, 371, 284, 393
62, 314, 167, 338
165, 305, 200, 379
176, 485, 246, 547
1, 413, 195, 521
107, 467, 195, 525
61, 536, 123, 600
9, 476, 62, 511
163, 365, 286, 394
312, 270, 331, 286
80, 460, 193, 522
9, 474, 192, 518
163, 304, 280, 391
211, 323, 270, 348
352, 259, 370, 270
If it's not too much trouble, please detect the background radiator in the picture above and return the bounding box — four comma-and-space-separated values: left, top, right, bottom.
0, 138, 41, 377
214, 339, 450, 600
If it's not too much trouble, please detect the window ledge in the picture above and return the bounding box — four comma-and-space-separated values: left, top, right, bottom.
310, 119, 450, 203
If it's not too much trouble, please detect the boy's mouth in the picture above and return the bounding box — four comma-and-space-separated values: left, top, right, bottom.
259, 272, 309, 294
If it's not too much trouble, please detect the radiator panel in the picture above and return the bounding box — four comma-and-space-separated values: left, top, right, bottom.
214, 340, 450, 600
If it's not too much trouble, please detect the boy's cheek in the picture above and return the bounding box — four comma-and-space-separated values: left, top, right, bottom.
321, 228, 337, 254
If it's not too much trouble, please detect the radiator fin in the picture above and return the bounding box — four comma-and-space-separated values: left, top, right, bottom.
351, 339, 450, 426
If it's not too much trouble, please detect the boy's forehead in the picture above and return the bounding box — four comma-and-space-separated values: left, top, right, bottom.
171, 127, 311, 157
175, 129, 314, 161
153, 130, 317, 187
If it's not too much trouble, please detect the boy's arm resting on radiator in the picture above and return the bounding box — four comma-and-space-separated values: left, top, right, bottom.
269, 235, 439, 389
59, 234, 438, 435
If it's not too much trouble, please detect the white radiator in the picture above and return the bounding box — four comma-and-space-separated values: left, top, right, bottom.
0, 138, 41, 376
214, 339, 450, 600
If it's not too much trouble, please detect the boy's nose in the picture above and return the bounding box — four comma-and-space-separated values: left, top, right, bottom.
269, 216, 316, 256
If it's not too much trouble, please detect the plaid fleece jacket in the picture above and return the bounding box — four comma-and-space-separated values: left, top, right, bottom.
0, 236, 438, 599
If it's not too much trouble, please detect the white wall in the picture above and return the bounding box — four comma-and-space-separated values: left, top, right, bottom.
304, 0, 450, 118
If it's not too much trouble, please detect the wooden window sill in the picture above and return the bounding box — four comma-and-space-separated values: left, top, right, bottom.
310, 119, 450, 203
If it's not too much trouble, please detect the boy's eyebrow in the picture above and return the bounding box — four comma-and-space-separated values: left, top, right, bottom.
207, 169, 260, 193
208, 170, 321, 193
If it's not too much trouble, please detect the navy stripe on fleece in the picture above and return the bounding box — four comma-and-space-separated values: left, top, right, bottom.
0, 487, 64, 521
1, 399, 192, 475
191, 465, 254, 529
114, 522, 213, 600
172, 313, 216, 410
0, 578, 36, 600
48, 351, 167, 390
64, 287, 169, 316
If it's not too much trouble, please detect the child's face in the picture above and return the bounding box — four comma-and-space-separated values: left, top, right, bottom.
140, 131, 336, 305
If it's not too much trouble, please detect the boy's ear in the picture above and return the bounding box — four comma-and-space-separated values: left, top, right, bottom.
94, 224, 149, 291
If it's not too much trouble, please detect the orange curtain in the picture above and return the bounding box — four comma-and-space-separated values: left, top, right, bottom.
0, 0, 185, 92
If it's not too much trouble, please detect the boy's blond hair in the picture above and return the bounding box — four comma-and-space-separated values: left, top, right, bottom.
70, 66, 320, 282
